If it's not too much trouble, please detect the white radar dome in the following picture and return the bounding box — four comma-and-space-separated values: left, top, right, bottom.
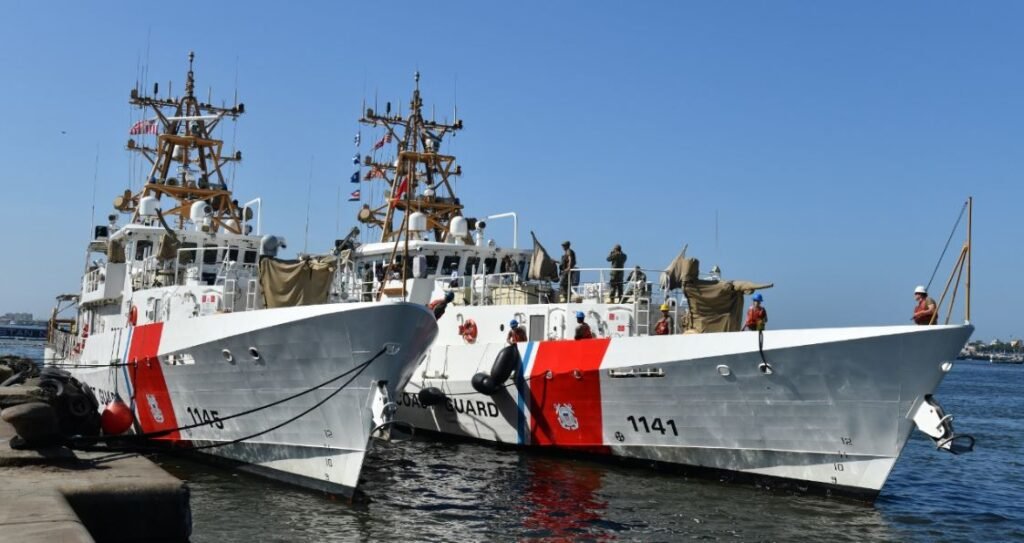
139, 196, 160, 217
450, 216, 469, 240
190, 201, 213, 223
409, 212, 427, 232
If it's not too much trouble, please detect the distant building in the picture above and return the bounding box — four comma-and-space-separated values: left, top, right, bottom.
0, 312, 34, 324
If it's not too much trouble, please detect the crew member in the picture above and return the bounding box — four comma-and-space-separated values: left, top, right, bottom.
607, 244, 627, 303
912, 285, 938, 325
559, 241, 577, 302
654, 303, 674, 335
507, 319, 528, 344
624, 265, 648, 301
428, 291, 455, 320
743, 293, 767, 331
574, 311, 593, 340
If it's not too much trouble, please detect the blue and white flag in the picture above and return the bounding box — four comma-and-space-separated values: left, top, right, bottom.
354, 132, 361, 146
352, 153, 361, 165
350, 171, 360, 183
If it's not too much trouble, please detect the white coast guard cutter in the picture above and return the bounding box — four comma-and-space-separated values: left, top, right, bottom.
334, 76, 975, 501
44, 55, 438, 497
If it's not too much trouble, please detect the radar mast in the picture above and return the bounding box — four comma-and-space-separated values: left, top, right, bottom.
357, 72, 464, 243
115, 52, 247, 233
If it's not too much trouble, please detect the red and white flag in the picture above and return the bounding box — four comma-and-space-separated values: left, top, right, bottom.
348, 189, 361, 201
373, 132, 393, 150
129, 118, 159, 135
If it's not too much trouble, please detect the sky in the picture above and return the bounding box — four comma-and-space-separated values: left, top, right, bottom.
0, 2, 1020, 340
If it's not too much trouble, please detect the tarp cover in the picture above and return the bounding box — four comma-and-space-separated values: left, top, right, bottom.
661, 249, 695, 291
679, 258, 773, 333
156, 233, 180, 262
528, 231, 559, 281
259, 256, 336, 308
107, 239, 126, 264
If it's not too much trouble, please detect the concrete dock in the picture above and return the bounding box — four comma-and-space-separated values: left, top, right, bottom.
0, 420, 191, 542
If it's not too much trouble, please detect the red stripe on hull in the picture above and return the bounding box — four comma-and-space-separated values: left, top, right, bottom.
127, 323, 181, 441
527, 338, 611, 454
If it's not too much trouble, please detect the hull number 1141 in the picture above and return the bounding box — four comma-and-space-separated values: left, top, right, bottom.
626, 415, 678, 436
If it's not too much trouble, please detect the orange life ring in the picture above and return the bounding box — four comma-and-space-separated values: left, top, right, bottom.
461, 319, 478, 344
128, 305, 138, 326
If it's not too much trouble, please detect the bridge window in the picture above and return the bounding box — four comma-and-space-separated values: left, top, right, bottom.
440, 255, 460, 275
202, 244, 218, 265
484, 257, 497, 274
227, 246, 239, 262
243, 250, 257, 264
424, 255, 439, 275
179, 242, 197, 264
464, 256, 480, 275
134, 240, 153, 261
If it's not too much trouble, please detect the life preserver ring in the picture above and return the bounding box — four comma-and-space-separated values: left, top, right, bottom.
128, 305, 138, 326
460, 319, 478, 344
82, 323, 90, 338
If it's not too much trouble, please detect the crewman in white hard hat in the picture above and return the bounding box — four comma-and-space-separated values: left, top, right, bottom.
654, 303, 674, 335
912, 285, 938, 325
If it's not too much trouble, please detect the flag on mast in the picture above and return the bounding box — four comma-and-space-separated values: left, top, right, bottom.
350, 171, 359, 183
373, 132, 393, 150
348, 189, 361, 201
129, 119, 159, 135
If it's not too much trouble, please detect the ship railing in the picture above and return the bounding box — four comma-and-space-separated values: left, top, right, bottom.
82, 267, 103, 294
436, 272, 533, 306
47, 327, 79, 361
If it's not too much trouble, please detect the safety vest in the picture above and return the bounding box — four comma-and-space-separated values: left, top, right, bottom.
745, 306, 767, 330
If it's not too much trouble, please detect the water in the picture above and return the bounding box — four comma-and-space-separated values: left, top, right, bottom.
5, 342, 1022, 541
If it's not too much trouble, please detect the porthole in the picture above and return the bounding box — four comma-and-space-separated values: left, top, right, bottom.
249, 347, 261, 360
716, 364, 731, 377
222, 349, 234, 363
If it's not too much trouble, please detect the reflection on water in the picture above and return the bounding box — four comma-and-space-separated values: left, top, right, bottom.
6, 342, 1022, 541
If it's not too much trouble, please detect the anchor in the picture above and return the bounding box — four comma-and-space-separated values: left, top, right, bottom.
912, 394, 975, 454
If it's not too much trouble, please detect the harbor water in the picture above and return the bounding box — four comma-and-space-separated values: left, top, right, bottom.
5, 341, 1022, 541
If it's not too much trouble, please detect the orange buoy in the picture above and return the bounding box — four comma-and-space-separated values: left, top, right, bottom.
100, 397, 134, 435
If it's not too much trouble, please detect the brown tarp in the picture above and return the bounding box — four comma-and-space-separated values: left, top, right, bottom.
259, 256, 337, 308
107, 239, 126, 264
678, 258, 773, 333
528, 231, 559, 281
661, 248, 695, 291
156, 233, 180, 262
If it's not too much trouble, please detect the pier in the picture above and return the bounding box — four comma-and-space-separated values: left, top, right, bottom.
0, 419, 191, 542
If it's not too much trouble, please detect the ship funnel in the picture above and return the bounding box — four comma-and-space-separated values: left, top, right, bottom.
139, 196, 160, 217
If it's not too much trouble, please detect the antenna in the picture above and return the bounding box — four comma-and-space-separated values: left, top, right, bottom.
89, 145, 99, 237
303, 156, 314, 254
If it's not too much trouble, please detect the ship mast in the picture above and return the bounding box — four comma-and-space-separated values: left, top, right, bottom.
357, 72, 464, 243
115, 52, 247, 233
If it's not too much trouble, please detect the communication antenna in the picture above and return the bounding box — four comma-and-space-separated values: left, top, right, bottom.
304, 156, 314, 254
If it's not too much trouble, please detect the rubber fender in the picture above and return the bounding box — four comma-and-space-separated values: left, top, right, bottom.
471, 345, 521, 395
418, 387, 447, 407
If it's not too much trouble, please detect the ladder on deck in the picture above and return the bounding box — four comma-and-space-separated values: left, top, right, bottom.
634, 294, 651, 336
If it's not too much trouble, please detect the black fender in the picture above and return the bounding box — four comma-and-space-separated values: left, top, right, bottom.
471, 345, 521, 395
418, 387, 447, 407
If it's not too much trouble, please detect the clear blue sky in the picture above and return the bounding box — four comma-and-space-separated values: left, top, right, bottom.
1, 2, 1019, 340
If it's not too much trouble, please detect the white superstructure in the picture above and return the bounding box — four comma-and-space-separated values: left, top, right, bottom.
44, 55, 438, 497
